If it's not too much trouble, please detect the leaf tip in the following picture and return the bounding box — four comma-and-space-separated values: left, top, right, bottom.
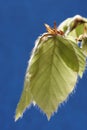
47, 115, 51, 121
14, 112, 22, 122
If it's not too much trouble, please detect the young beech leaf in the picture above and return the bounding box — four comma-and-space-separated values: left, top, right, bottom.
58, 15, 87, 38
71, 43, 86, 77
15, 34, 85, 120
56, 36, 79, 72
82, 38, 87, 56
29, 35, 79, 120
69, 24, 87, 39
66, 36, 86, 78
15, 24, 86, 121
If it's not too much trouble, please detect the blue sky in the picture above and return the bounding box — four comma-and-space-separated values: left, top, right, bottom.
0, 0, 87, 130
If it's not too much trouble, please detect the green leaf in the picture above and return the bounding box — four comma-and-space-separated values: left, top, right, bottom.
15, 73, 32, 121
66, 36, 86, 77
58, 15, 87, 38
69, 23, 87, 38
71, 43, 86, 77
15, 34, 86, 120
82, 38, 87, 56
56, 36, 79, 72
28, 35, 79, 119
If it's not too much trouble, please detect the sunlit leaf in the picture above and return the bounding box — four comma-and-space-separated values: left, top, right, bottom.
15, 33, 86, 120
66, 36, 86, 77
57, 36, 79, 72
58, 15, 87, 38
82, 37, 87, 56
27, 35, 79, 119
69, 23, 87, 38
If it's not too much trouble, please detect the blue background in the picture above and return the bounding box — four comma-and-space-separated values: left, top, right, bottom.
0, 0, 87, 130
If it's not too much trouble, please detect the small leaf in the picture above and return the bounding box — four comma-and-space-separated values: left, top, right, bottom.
58, 15, 87, 38
69, 24, 87, 38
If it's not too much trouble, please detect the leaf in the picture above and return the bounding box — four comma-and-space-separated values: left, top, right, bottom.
71, 42, 86, 77
56, 36, 79, 72
69, 23, 87, 38
28, 35, 79, 119
15, 33, 86, 121
15, 72, 32, 121
58, 15, 87, 38
82, 38, 87, 56
66, 36, 86, 78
